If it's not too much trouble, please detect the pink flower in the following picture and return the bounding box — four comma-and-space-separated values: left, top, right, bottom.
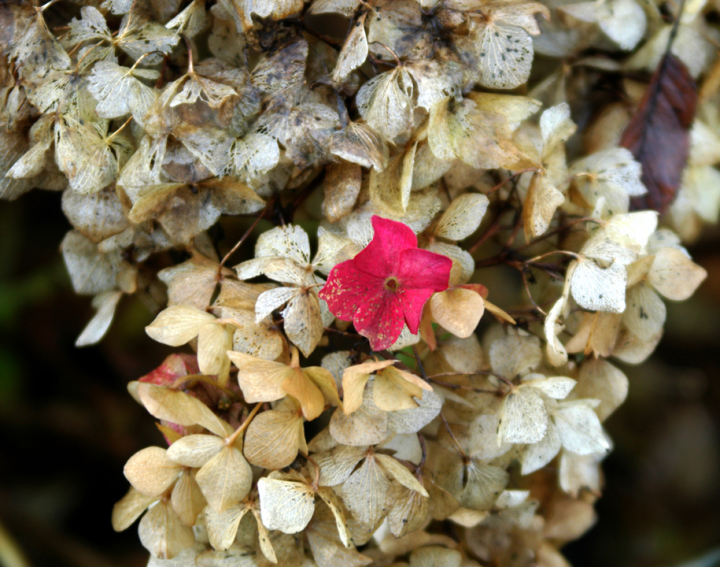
319, 216, 452, 351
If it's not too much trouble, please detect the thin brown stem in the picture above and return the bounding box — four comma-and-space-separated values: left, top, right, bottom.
425, 370, 513, 390
417, 434, 427, 470
411, 345, 428, 382
515, 217, 599, 253
487, 168, 537, 195
520, 268, 547, 317
427, 378, 498, 394
217, 204, 270, 278
225, 403, 262, 446
369, 42, 401, 66
323, 327, 362, 338
106, 115, 133, 143
526, 250, 580, 264
183, 35, 194, 74
467, 217, 502, 255
439, 412, 466, 458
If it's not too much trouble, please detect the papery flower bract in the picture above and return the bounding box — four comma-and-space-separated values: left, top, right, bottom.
319, 216, 452, 351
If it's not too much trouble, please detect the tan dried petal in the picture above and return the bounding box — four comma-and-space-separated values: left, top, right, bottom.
573, 358, 628, 421
204, 502, 252, 551
315, 445, 368, 487
387, 482, 429, 538
196, 445, 253, 512
112, 487, 157, 532
281, 367, 325, 421
135, 383, 233, 438
244, 405, 306, 469
341, 453, 390, 528
430, 288, 485, 339
648, 247, 707, 301
523, 173, 565, 240
322, 162, 363, 223
375, 454, 428, 496
171, 470, 206, 526
166, 434, 225, 468
330, 384, 388, 446
257, 478, 316, 533
342, 360, 395, 415
124, 446, 182, 497
227, 352, 290, 403
332, 12, 368, 81
145, 305, 216, 346
139, 500, 195, 559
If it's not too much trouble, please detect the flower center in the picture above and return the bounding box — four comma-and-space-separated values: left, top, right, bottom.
384, 277, 399, 291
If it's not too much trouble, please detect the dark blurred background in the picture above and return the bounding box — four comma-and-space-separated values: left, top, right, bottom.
1, 191, 719, 567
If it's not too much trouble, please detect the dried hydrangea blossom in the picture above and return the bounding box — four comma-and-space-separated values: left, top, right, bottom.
1, 0, 715, 564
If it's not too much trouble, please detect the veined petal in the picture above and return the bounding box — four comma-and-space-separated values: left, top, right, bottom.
319, 260, 384, 321
397, 248, 452, 291
353, 290, 405, 351
397, 288, 437, 334
352, 216, 417, 278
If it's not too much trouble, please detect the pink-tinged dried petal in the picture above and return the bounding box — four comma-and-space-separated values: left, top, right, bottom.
459, 283, 489, 298
139, 354, 199, 386
397, 288, 437, 334
352, 216, 417, 278
319, 260, 385, 321
353, 291, 405, 351
397, 248, 452, 291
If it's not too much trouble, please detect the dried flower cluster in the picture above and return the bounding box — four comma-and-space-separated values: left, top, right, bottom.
2, 0, 718, 565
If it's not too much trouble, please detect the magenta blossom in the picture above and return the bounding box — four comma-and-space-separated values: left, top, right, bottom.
319, 216, 452, 351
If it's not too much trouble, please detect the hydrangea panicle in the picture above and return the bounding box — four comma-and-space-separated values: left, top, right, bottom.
319, 216, 452, 351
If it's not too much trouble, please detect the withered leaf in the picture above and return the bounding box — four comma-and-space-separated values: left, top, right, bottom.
622, 53, 697, 214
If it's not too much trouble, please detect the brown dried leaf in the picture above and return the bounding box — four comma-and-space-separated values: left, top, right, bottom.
622, 54, 697, 214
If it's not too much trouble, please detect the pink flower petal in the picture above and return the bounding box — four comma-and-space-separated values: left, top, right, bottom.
397, 248, 453, 291
318, 259, 384, 321
320, 215, 453, 351
352, 290, 405, 351
353, 216, 417, 278
397, 288, 437, 334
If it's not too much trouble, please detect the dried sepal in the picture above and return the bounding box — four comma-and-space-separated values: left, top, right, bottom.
228, 349, 340, 420
244, 398, 307, 469
139, 500, 196, 559
356, 67, 415, 142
